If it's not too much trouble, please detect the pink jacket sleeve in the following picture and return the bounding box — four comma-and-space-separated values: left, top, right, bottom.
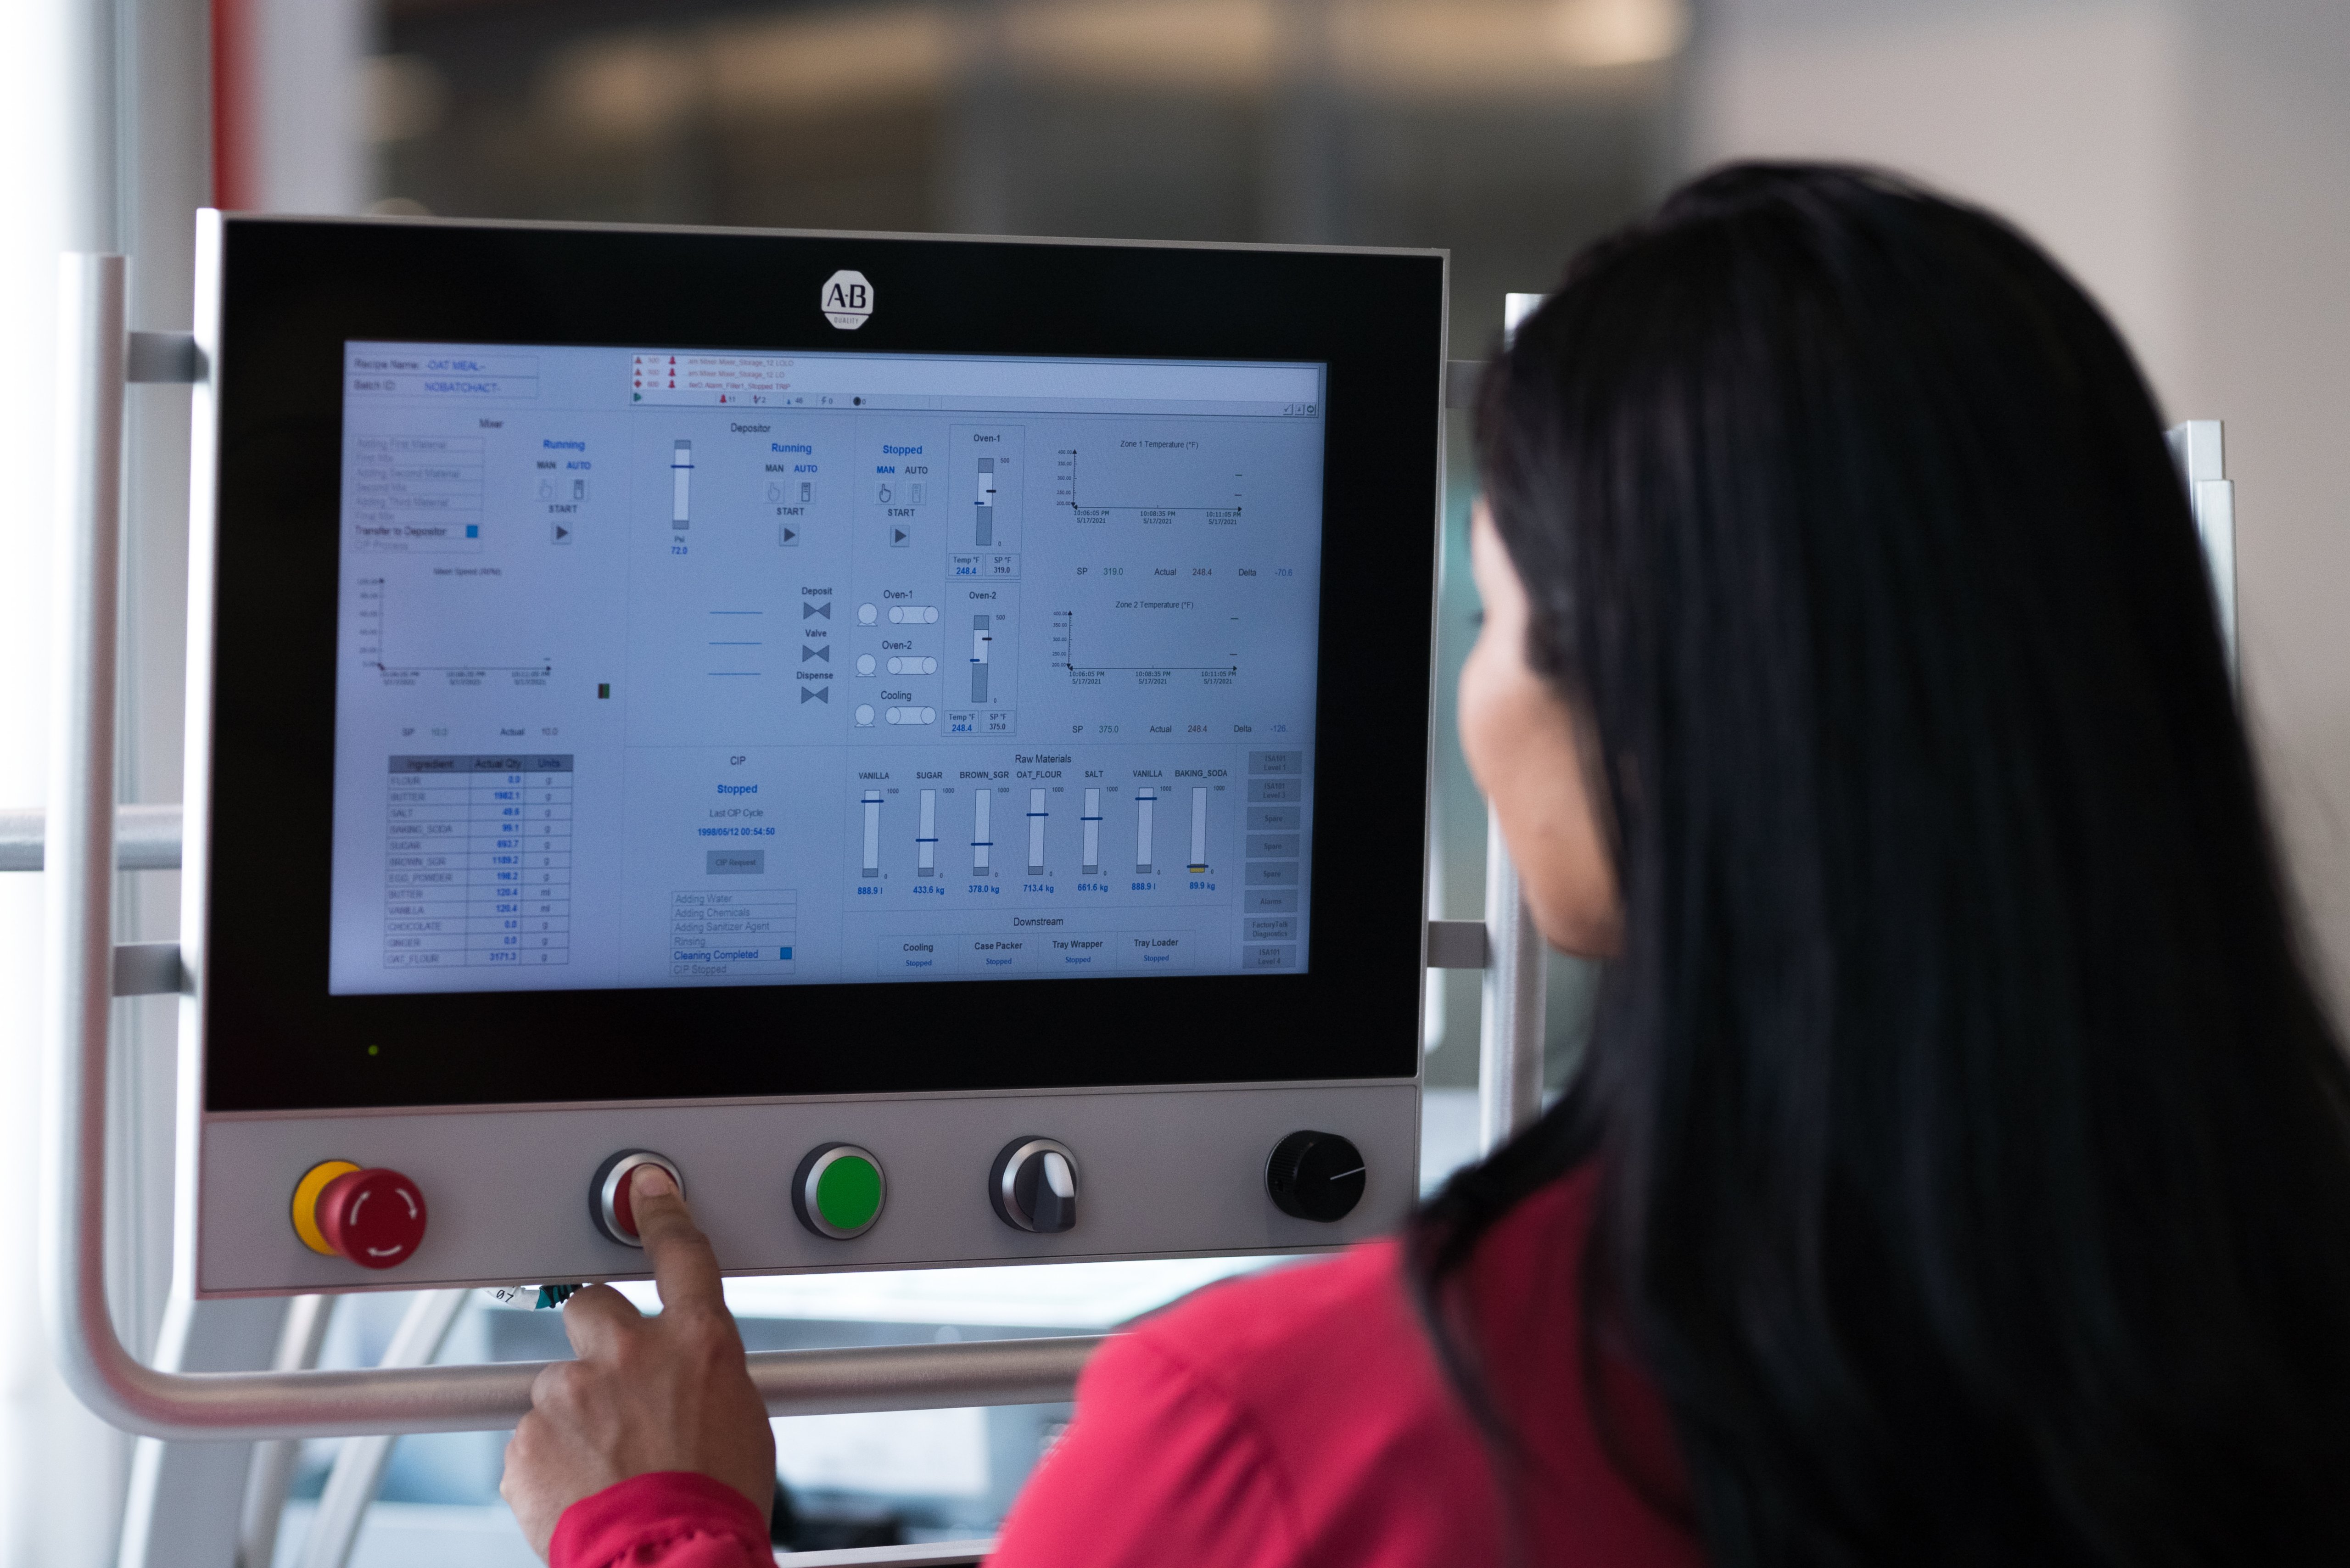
990, 1331, 1297, 1568
549, 1472, 772, 1568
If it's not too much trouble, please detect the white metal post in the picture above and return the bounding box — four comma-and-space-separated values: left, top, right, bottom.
1477, 803, 1546, 1153
295, 1291, 469, 1568
2166, 420, 2236, 678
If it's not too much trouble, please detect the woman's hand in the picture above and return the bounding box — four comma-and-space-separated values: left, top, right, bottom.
500, 1165, 776, 1558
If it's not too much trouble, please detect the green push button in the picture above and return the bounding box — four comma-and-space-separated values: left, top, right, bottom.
794, 1143, 886, 1239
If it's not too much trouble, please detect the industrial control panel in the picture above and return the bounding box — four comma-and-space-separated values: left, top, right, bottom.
185, 213, 1445, 1294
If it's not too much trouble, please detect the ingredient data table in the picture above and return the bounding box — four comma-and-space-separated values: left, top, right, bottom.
383, 754, 572, 969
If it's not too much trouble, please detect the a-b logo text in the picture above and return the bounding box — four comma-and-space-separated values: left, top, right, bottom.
822, 270, 873, 330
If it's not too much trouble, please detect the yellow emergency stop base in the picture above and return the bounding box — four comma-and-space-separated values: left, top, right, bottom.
291, 1159, 360, 1254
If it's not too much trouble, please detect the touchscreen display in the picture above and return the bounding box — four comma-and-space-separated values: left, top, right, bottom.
328, 342, 1325, 996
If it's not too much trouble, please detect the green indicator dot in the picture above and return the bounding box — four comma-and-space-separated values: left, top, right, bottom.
815, 1155, 881, 1232
366, 1044, 380, 1057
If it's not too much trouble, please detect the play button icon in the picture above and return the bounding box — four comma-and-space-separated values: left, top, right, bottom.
550, 522, 572, 544
779, 524, 799, 547
891, 526, 909, 547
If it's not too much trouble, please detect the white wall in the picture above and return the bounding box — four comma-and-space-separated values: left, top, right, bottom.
1689, 0, 2350, 1011
250, 0, 373, 214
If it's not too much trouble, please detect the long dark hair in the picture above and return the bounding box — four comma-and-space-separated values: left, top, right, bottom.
1416, 162, 2350, 1566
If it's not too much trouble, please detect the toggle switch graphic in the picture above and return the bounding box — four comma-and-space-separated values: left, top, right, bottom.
990, 1137, 1079, 1233
291, 1159, 428, 1268
794, 1143, 886, 1239
1265, 1131, 1365, 1222
591, 1149, 687, 1246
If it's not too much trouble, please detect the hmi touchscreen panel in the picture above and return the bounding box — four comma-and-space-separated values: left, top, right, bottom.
331, 342, 1323, 996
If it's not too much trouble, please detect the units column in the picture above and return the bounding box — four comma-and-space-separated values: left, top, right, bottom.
520, 756, 574, 964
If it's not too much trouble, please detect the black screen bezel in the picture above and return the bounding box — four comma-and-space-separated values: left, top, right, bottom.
201, 216, 1444, 1114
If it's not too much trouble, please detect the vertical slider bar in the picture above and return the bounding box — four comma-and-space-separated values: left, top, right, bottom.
1188, 787, 1208, 874
971, 615, 991, 705
1027, 789, 1046, 874
671, 440, 692, 526
976, 455, 996, 548
917, 790, 937, 878
861, 790, 882, 877
973, 789, 992, 874
1134, 789, 1155, 874
1081, 789, 1100, 875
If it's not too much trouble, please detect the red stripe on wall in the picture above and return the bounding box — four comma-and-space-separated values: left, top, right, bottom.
211, 0, 254, 209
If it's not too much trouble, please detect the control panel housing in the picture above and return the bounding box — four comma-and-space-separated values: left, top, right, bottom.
201, 1083, 1416, 1293
183, 214, 1443, 1295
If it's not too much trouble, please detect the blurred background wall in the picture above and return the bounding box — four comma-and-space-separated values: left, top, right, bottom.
1692, 0, 2350, 1014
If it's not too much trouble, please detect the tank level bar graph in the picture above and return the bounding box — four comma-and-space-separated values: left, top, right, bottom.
849, 773, 1239, 885
975, 456, 997, 547
671, 440, 693, 527
972, 615, 993, 703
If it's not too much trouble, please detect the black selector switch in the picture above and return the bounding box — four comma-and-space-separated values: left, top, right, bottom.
1267, 1131, 1366, 1222
990, 1137, 1079, 1233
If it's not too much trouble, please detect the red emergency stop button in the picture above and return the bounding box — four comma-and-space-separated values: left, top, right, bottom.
292, 1159, 427, 1269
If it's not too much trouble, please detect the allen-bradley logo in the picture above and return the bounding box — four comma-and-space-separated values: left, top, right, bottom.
822, 270, 873, 330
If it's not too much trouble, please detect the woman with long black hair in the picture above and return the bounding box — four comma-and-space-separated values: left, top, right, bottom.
501, 163, 2350, 1568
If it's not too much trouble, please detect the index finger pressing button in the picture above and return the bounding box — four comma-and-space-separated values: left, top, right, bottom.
591, 1149, 687, 1246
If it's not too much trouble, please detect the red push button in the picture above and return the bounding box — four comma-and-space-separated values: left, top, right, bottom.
306, 1166, 428, 1269
591, 1150, 685, 1247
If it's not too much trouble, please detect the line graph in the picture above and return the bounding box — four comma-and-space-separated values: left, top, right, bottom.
1054, 442, 1242, 519
1050, 606, 1239, 677
354, 575, 554, 679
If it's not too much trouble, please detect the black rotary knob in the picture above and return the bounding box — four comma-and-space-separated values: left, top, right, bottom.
1266, 1131, 1366, 1222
